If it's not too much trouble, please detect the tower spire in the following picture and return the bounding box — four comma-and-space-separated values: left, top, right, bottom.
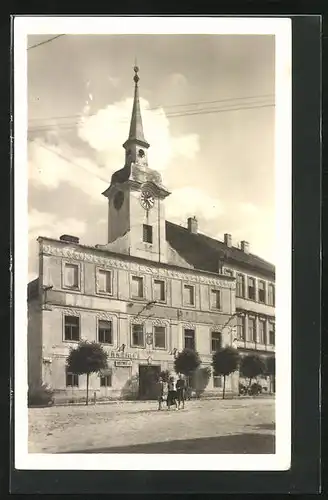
123, 65, 149, 148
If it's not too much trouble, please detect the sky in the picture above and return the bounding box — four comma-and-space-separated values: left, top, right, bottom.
27, 34, 275, 282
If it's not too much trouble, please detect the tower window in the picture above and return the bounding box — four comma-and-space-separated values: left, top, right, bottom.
143, 224, 153, 244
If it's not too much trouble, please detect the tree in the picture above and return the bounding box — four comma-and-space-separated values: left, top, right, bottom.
265, 356, 276, 393
212, 346, 240, 399
174, 348, 201, 387
66, 340, 108, 405
240, 354, 266, 390
191, 366, 212, 398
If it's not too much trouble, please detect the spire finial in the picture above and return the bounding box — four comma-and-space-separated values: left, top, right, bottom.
133, 62, 139, 85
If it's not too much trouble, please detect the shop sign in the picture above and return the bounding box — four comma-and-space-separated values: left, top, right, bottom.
115, 360, 132, 367
109, 350, 139, 360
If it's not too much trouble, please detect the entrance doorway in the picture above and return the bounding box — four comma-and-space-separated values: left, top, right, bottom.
138, 365, 161, 400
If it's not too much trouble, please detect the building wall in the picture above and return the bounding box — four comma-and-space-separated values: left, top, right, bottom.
27, 297, 42, 389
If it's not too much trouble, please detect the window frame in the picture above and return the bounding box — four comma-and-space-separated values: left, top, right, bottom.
236, 273, 245, 298
268, 283, 275, 306
63, 314, 80, 342
258, 318, 267, 344
100, 374, 112, 387
142, 224, 153, 244
153, 278, 166, 303
153, 325, 166, 350
247, 276, 256, 301
210, 288, 221, 310
62, 260, 82, 292
97, 318, 113, 345
258, 280, 266, 304
268, 322, 275, 345
236, 314, 246, 340
183, 283, 196, 307
213, 375, 222, 388
184, 328, 196, 350
248, 316, 257, 342
130, 275, 144, 300
66, 368, 79, 387
211, 331, 222, 353
131, 322, 145, 348
96, 267, 113, 296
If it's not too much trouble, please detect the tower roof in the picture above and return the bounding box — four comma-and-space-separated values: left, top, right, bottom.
123, 66, 149, 148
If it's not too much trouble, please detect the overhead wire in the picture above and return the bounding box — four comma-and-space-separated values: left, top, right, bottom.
27, 34, 66, 51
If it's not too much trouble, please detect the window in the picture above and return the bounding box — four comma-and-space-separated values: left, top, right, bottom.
143, 224, 153, 243
213, 375, 222, 388
210, 289, 221, 309
184, 329, 195, 350
100, 375, 112, 387
66, 369, 79, 387
183, 284, 195, 306
132, 323, 144, 347
64, 263, 79, 289
268, 284, 275, 306
236, 274, 244, 297
259, 319, 266, 344
154, 279, 165, 301
98, 320, 113, 344
211, 331, 222, 352
131, 276, 143, 298
154, 326, 166, 349
258, 280, 266, 303
248, 317, 256, 342
248, 277, 256, 300
64, 315, 80, 341
237, 314, 246, 340
98, 269, 112, 294
269, 323, 275, 345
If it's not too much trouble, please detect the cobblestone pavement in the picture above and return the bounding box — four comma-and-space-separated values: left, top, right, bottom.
28, 397, 275, 454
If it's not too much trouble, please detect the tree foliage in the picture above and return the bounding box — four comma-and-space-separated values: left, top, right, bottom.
212, 346, 240, 399
240, 354, 266, 387
191, 366, 212, 398
174, 348, 201, 377
66, 340, 108, 405
159, 369, 170, 383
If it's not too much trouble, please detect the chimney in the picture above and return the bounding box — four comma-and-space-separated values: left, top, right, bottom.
224, 233, 232, 247
187, 216, 198, 234
60, 234, 80, 244
240, 240, 249, 254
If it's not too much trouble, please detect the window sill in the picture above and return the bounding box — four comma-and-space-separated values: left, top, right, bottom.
99, 342, 114, 346
96, 291, 113, 297
62, 286, 81, 293
63, 339, 80, 343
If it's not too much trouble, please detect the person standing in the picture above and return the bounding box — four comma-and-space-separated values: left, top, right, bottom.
157, 376, 165, 410
176, 373, 186, 409
167, 376, 178, 410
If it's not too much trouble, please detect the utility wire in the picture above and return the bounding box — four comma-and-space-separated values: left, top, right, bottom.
28, 102, 274, 134
28, 93, 274, 124
27, 35, 66, 51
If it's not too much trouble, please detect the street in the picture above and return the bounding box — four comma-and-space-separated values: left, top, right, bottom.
28, 397, 275, 454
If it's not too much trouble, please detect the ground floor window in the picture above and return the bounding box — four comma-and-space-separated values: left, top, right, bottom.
100, 375, 112, 387
213, 375, 222, 388
66, 370, 79, 387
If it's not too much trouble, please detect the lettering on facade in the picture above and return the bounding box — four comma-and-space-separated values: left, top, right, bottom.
109, 351, 139, 360
115, 360, 132, 367
41, 244, 235, 289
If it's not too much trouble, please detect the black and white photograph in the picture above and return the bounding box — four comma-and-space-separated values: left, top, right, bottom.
14, 16, 291, 471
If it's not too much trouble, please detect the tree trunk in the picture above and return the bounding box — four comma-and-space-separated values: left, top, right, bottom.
86, 373, 89, 406
248, 377, 252, 395
222, 375, 226, 400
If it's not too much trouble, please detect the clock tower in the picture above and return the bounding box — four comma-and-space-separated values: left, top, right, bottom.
102, 66, 171, 263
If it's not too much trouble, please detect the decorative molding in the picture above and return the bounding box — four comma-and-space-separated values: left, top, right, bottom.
151, 318, 169, 327
131, 316, 144, 325
183, 322, 196, 330
41, 244, 235, 289
96, 312, 114, 321
62, 308, 80, 317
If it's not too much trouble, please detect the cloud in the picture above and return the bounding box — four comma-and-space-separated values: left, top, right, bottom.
165, 186, 224, 223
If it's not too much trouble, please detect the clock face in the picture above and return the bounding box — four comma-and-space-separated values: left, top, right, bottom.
113, 190, 124, 210
140, 189, 155, 210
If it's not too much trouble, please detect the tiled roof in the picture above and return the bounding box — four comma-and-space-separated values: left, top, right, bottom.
165, 221, 275, 278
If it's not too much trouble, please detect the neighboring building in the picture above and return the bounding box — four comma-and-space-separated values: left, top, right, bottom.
27, 66, 275, 402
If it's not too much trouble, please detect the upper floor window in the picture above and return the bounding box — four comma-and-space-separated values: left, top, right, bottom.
183, 284, 195, 306
248, 317, 256, 342
154, 279, 165, 302
210, 289, 221, 310
236, 274, 244, 298
143, 224, 153, 244
258, 280, 266, 303
66, 369, 79, 387
154, 326, 166, 349
131, 276, 143, 298
258, 319, 266, 344
269, 322, 275, 345
211, 331, 222, 352
64, 263, 79, 289
237, 314, 246, 340
132, 323, 144, 347
184, 329, 195, 350
248, 277, 256, 301
97, 269, 112, 294
268, 284, 275, 306
98, 320, 113, 344
64, 315, 80, 342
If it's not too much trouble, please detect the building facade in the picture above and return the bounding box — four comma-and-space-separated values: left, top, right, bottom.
28, 66, 275, 402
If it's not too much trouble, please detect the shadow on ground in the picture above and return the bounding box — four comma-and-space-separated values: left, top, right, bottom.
246, 422, 275, 432
65, 433, 275, 454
